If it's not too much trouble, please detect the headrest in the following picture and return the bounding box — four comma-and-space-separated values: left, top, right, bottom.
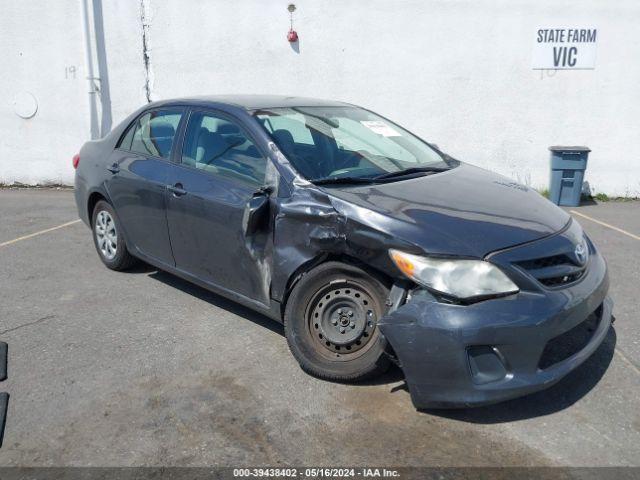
149, 121, 175, 139
217, 123, 241, 135
272, 129, 295, 150
196, 131, 229, 163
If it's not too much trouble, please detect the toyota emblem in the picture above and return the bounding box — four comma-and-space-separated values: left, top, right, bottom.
575, 240, 588, 266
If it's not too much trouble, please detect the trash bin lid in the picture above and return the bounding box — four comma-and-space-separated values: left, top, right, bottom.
548, 146, 591, 153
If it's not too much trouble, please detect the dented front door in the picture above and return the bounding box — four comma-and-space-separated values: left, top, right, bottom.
165, 109, 273, 306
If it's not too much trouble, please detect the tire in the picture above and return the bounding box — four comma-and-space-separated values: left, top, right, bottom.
284, 261, 390, 382
91, 200, 138, 271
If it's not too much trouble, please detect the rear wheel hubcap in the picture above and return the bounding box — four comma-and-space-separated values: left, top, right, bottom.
95, 210, 117, 260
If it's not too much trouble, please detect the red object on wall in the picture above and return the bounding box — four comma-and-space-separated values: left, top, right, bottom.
287, 29, 298, 42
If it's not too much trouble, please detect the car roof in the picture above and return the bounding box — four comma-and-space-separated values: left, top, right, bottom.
149, 95, 352, 111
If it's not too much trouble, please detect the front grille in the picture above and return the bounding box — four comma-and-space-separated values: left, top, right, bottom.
515, 253, 586, 288
517, 254, 570, 270
538, 309, 601, 370
539, 271, 584, 287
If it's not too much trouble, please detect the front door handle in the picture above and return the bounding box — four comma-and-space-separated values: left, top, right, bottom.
107, 163, 120, 174
167, 183, 187, 197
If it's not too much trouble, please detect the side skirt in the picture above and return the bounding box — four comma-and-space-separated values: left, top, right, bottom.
130, 248, 284, 323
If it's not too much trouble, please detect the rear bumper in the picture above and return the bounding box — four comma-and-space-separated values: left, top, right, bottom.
74, 174, 90, 226
378, 249, 612, 409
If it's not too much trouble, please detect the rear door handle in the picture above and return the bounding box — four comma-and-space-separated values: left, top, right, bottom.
167, 183, 187, 197
107, 163, 120, 174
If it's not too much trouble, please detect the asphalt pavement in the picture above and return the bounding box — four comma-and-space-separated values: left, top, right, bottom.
0, 189, 638, 466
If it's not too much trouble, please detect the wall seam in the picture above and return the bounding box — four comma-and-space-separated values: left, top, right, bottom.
140, 0, 153, 103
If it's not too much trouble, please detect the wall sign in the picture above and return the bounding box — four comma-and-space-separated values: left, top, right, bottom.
532, 27, 597, 69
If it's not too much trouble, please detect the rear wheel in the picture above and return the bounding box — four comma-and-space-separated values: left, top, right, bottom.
91, 200, 138, 271
284, 262, 390, 381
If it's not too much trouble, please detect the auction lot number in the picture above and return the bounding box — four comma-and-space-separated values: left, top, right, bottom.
234, 468, 400, 478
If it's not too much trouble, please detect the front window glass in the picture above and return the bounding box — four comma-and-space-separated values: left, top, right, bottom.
254, 106, 451, 182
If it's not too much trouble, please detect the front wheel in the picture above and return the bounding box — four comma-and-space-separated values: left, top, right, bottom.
284, 262, 390, 381
91, 200, 138, 271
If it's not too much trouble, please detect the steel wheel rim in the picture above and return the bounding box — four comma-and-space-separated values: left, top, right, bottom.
95, 210, 117, 260
306, 281, 380, 360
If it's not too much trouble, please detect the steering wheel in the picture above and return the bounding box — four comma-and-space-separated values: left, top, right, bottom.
338, 150, 367, 169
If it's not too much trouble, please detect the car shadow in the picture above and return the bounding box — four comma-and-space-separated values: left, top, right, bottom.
135, 265, 616, 411
126, 262, 157, 274
422, 325, 617, 423
140, 266, 405, 386
334, 364, 406, 387
146, 268, 285, 337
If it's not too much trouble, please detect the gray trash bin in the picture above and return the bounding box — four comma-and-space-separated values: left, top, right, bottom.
548, 146, 590, 207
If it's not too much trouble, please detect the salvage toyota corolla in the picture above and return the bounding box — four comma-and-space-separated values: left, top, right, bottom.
74, 95, 613, 408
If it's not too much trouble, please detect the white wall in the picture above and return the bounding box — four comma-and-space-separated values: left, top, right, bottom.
2, 0, 639, 196
0, 1, 89, 185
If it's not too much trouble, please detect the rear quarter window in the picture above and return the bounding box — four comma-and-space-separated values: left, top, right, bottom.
118, 123, 136, 150
118, 110, 182, 159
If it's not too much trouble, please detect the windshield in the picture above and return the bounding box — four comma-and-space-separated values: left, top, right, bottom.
254, 106, 452, 183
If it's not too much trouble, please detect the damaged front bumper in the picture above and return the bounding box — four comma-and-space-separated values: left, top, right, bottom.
378, 249, 612, 409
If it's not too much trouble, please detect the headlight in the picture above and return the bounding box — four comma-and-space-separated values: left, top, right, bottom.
389, 249, 519, 300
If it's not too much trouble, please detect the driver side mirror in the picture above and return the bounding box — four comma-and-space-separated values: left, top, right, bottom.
242, 186, 272, 236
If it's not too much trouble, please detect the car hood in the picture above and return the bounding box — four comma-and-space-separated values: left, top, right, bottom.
325, 163, 570, 258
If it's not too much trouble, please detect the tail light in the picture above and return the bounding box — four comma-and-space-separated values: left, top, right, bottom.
72, 153, 80, 169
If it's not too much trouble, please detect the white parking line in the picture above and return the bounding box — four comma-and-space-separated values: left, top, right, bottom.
0, 219, 81, 248
570, 210, 640, 241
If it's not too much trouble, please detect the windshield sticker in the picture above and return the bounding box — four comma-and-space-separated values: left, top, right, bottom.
360, 121, 401, 137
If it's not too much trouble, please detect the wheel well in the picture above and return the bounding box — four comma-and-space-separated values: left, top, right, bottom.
280, 254, 393, 320
87, 192, 107, 221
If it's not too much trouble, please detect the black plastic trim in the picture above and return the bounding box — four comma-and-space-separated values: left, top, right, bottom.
0, 392, 7, 448
0, 342, 6, 382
